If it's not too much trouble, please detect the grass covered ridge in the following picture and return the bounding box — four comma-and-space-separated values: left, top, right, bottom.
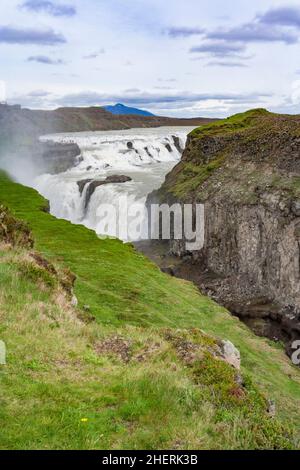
0, 171, 300, 449
189, 108, 273, 139
158, 108, 300, 201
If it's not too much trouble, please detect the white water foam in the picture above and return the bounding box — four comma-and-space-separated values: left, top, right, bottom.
34, 126, 195, 240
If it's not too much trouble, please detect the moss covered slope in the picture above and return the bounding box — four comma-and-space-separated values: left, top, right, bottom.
0, 171, 300, 449
157, 109, 300, 202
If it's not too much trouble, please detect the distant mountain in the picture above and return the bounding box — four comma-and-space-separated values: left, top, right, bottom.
104, 103, 155, 117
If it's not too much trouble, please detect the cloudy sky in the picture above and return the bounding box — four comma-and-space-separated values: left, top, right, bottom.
1, 0, 300, 117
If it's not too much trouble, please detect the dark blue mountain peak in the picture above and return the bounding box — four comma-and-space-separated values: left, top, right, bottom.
104, 103, 155, 117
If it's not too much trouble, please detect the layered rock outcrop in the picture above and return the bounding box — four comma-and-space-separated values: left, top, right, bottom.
77, 175, 132, 208
37, 141, 81, 174
149, 109, 300, 354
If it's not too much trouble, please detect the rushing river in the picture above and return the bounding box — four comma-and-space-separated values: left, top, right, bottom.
34, 126, 195, 241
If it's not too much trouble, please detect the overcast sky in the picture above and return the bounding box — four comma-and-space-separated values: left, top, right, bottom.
1, 0, 300, 117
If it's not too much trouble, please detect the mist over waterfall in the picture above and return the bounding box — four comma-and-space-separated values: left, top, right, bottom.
34, 127, 194, 241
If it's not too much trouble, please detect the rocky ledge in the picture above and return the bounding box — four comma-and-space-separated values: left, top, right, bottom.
148, 109, 300, 357
37, 141, 81, 174
77, 175, 132, 208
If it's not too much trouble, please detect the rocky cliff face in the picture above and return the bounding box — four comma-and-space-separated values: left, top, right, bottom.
35, 141, 81, 174
150, 109, 300, 355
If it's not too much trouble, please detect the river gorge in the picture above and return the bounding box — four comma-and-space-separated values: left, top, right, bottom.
13, 117, 300, 360
33, 126, 193, 240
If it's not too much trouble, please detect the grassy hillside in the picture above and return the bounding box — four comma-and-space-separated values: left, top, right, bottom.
0, 171, 300, 449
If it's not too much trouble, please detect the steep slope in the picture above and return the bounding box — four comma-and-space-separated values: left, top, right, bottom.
0, 171, 300, 449
150, 109, 300, 355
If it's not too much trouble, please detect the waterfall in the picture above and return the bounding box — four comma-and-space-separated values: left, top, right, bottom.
34, 126, 194, 241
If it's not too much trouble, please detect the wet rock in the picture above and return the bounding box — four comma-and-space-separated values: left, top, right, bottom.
165, 143, 172, 153
39, 141, 81, 174
77, 179, 92, 195
77, 175, 132, 208
84, 180, 110, 207
144, 147, 153, 158
172, 135, 183, 153
105, 175, 132, 184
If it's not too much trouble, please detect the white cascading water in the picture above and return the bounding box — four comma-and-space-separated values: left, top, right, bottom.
34, 126, 195, 241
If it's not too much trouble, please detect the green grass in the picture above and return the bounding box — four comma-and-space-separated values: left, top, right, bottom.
159, 109, 277, 200
190, 108, 273, 139
158, 108, 300, 202
169, 155, 226, 199
0, 170, 300, 449
0, 171, 232, 329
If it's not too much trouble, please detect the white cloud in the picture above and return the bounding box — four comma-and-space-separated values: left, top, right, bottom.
0, 0, 298, 117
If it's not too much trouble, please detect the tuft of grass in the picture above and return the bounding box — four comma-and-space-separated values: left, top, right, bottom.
170, 155, 226, 198
190, 108, 272, 139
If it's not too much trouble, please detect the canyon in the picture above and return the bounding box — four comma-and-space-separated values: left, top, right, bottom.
148, 109, 300, 357
3, 105, 299, 356
1, 106, 300, 448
